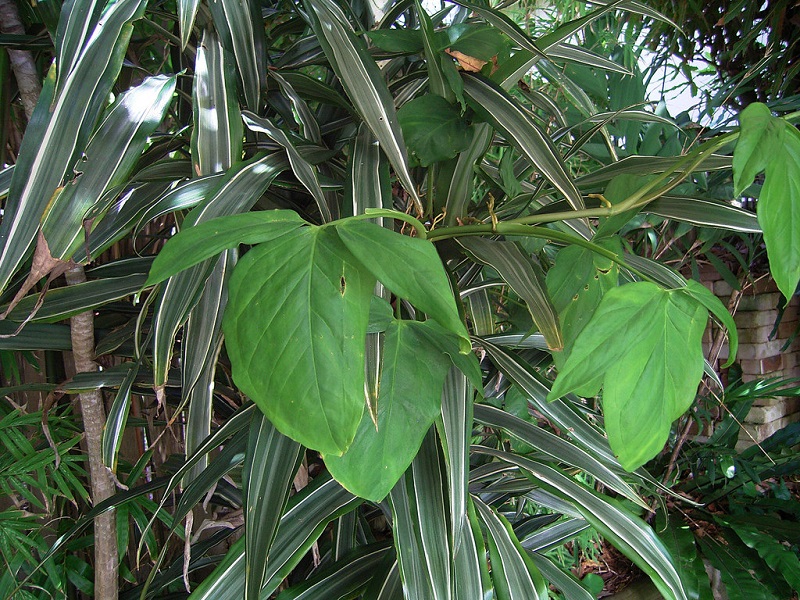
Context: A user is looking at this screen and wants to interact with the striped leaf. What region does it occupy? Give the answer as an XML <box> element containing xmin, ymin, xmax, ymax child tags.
<box><xmin>0</xmin><ymin>0</ymin><xmax>146</xmax><ymax>294</ymax></box>
<box><xmin>41</xmin><ymin>75</ymin><xmax>177</xmax><ymax>261</ymax></box>
<box><xmin>476</xmin><ymin>447</ymin><xmax>689</xmax><ymax>600</ymax></box>
<box><xmin>463</xmin><ymin>74</ymin><xmax>584</xmax><ymax>211</ymax></box>
<box><xmin>276</xmin><ymin>543</ymin><xmax>393</xmax><ymax>599</ymax></box>
<box><xmin>459</xmin><ymin>236</ymin><xmax>563</xmax><ymax>351</ymax></box>
<box><xmin>473</xmin><ymin>496</ymin><xmax>548</xmax><ymax>600</ymax></box>
<box><xmin>192</xmin><ymin>28</ymin><xmax>243</xmax><ymax>175</ymax></box>
<box><xmin>243</xmin><ymin>413</ymin><xmax>302</xmax><ymax>600</ymax></box>
<box><xmin>188</xmin><ymin>475</ymin><xmax>360</xmax><ymax>599</ymax></box>
<box><xmin>208</xmin><ymin>0</ymin><xmax>265</xmax><ymax>110</ymax></box>
<box><xmin>304</xmin><ymin>0</ymin><xmax>422</xmax><ymax>215</ymax></box>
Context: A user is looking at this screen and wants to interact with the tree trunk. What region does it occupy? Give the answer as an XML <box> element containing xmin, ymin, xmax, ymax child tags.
<box><xmin>0</xmin><ymin>0</ymin><xmax>42</xmax><ymax>122</ymax></box>
<box><xmin>66</xmin><ymin>266</ymin><xmax>119</xmax><ymax>599</ymax></box>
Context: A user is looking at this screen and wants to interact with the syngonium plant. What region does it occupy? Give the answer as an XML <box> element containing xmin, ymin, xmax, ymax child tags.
<box><xmin>1</xmin><ymin>0</ymin><xmax>799</xmax><ymax>597</ymax></box>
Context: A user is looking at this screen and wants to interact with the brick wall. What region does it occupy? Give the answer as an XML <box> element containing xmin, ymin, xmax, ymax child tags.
<box><xmin>699</xmin><ymin>268</ymin><xmax>800</xmax><ymax>448</ymax></box>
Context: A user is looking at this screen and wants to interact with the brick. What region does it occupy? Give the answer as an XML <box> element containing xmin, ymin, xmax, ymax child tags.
<box><xmin>713</xmin><ymin>279</ymin><xmax>737</xmax><ymax>297</ymax></box>
<box><xmin>737</xmin><ymin>324</ymin><xmax>780</xmax><ymax>344</ymax></box>
<box><xmin>736</xmin><ymin>339</ymin><xmax>789</xmax><ymax>360</ymax></box>
<box><xmin>738</xmin><ymin>412</ymin><xmax>800</xmax><ymax>445</ymax></box>
<box><xmin>749</xmin><ymin>277</ymin><xmax>780</xmax><ymax>294</ymax></box>
<box><xmin>745</xmin><ymin>398</ymin><xmax>800</xmax><ymax>424</ymax></box>
<box><xmin>740</xmin><ymin>355</ymin><xmax>783</xmax><ymax>375</ymax></box>
<box><xmin>733</xmin><ymin>309</ymin><xmax>779</xmax><ymax>328</ymax></box>
<box><xmin>778</xmin><ymin>319</ymin><xmax>799</xmax><ymax>339</ymax></box>
<box><xmin>783</xmin><ymin>303</ymin><xmax>799</xmax><ymax>321</ymax></box>
<box><xmin>698</xmin><ymin>265</ymin><xmax>723</xmax><ymax>282</ymax></box>
<box><xmin>737</xmin><ymin>292</ymin><xmax>783</xmax><ymax>312</ymax></box>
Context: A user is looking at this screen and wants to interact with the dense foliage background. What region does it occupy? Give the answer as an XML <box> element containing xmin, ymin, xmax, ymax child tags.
<box><xmin>1</xmin><ymin>0</ymin><xmax>800</xmax><ymax>598</ymax></box>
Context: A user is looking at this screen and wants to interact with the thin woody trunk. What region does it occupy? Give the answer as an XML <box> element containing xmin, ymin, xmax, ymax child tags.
<box><xmin>66</xmin><ymin>266</ymin><xmax>118</xmax><ymax>599</ymax></box>
<box><xmin>0</xmin><ymin>0</ymin><xmax>42</xmax><ymax>122</ymax></box>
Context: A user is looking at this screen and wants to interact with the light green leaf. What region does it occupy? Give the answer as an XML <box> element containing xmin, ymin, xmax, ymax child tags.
<box><xmin>460</xmin><ymin>236</ymin><xmax>562</xmax><ymax>351</ymax></box>
<box><xmin>365</xmin><ymin>29</ymin><xmax>423</xmax><ymax>53</ymax></box>
<box><xmin>445</xmin><ymin>24</ymin><xmax>508</xmax><ymax>61</ymax></box>
<box><xmin>758</xmin><ymin>125</ymin><xmax>800</xmax><ymax>301</ymax></box>
<box><xmin>178</xmin><ymin>0</ymin><xmax>200</xmax><ymax>48</ymax></box>
<box><xmin>546</xmin><ymin>242</ymin><xmax>618</xmax><ymax>366</ymax></box>
<box><xmin>325</xmin><ymin>320</ymin><xmax>451</xmax><ymax>501</ymax></box>
<box><xmin>733</xmin><ymin>103</ymin><xmax>783</xmax><ymax>196</ymax></box>
<box><xmin>398</xmin><ymin>96</ymin><xmax>472</xmax><ymax>167</ymax></box>
<box><xmin>144</xmin><ymin>211</ymin><xmax>308</xmax><ymax>288</ymax></box>
<box><xmin>682</xmin><ymin>279</ymin><xmax>738</xmax><ymax>367</ymax></box>
<box><xmin>549</xmin><ymin>282</ymin><xmax>708</xmax><ymax>470</ymax></box>
<box><xmin>223</xmin><ymin>226</ymin><xmax>375</xmax><ymax>455</ymax></box>
<box><xmin>335</xmin><ymin>219</ymin><xmax>470</xmax><ymax>351</ymax></box>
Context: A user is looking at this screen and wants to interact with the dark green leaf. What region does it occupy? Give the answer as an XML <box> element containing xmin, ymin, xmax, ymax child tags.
<box><xmin>223</xmin><ymin>226</ymin><xmax>375</xmax><ymax>455</ymax></box>
<box><xmin>325</xmin><ymin>320</ymin><xmax>451</xmax><ymax>501</ymax></box>
<box><xmin>398</xmin><ymin>95</ymin><xmax>471</xmax><ymax>167</ymax></box>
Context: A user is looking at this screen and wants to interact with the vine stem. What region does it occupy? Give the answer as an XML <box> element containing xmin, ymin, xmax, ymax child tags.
<box><xmin>66</xmin><ymin>265</ymin><xmax>119</xmax><ymax>599</ymax></box>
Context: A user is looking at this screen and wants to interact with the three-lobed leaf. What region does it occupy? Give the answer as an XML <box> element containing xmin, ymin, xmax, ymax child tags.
<box><xmin>548</xmin><ymin>281</ymin><xmax>708</xmax><ymax>470</ymax></box>
<box><xmin>734</xmin><ymin>103</ymin><xmax>800</xmax><ymax>301</ymax></box>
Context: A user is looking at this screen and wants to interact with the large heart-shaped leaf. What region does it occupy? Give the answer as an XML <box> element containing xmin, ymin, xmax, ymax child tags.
<box><xmin>548</xmin><ymin>281</ymin><xmax>708</xmax><ymax>470</ymax></box>
<box><xmin>734</xmin><ymin>104</ymin><xmax>800</xmax><ymax>301</ymax></box>
<box><xmin>398</xmin><ymin>96</ymin><xmax>472</xmax><ymax>166</ymax></box>
<box><xmin>335</xmin><ymin>220</ymin><xmax>470</xmax><ymax>351</ymax></box>
<box><xmin>324</xmin><ymin>319</ymin><xmax>451</xmax><ymax>501</ymax></box>
<box><xmin>223</xmin><ymin>226</ymin><xmax>375</xmax><ymax>455</ymax></box>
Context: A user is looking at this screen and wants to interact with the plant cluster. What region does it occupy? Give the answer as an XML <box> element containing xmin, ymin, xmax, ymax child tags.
<box><xmin>1</xmin><ymin>0</ymin><xmax>800</xmax><ymax>598</ymax></box>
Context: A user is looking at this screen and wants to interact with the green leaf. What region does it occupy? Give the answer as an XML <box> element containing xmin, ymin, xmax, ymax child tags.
<box><xmin>304</xmin><ymin>0</ymin><xmax>422</xmax><ymax>214</ymax></box>
<box><xmin>546</xmin><ymin>243</ymin><xmax>618</xmax><ymax>367</ymax></box>
<box><xmin>335</xmin><ymin>219</ymin><xmax>470</xmax><ymax>351</ymax></box>
<box><xmin>726</xmin><ymin>521</ymin><xmax>800</xmax><ymax>592</ymax></box>
<box><xmin>477</xmin><ymin>448</ymin><xmax>689</xmax><ymax>600</ymax></box>
<box><xmin>192</xmin><ymin>27</ymin><xmax>243</xmax><ymax>175</ymax></box>
<box><xmin>462</xmin><ymin>74</ymin><xmax>584</xmax><ymax>210</ymax></box>
<box><xmin>0</xmin><ymin>0</ymin><xmax>145</xmax><ymax>294</ymax></box>
<box><xmin>276</xmin><ymin>543</ymin><xmax>393</xmax><ymax>599</ymax></box>
<box><xmin>446</xmin><ymin>24</ymin><xmax>508</xmax><ymax>61</ymax></box>
<box><xmin>733</xmin><ymin>103</ymin><xmax>783</xmax><ymax>197</ymax></box>
<box><xmin>682</xmin><ymin>279</ymin><xmax>738</xmax><ymax>367</ymax></box>
<box><xmin>144</xmin><ymin>211</ymin><xmax>308</xmax><ymax>288</ymax></box>
<box><xmin>549</xmin><ymin>282</ymin><xmax>708</xmax><ymax>470</ymax></box>
<box><xmin>325</xmin><ymin>320</ymin><xmax>451</xmax><ymax>501</ymax></box>
<box><xmin>459</xmin><ymin>236</ymin><xmax>562</xmax><ymax>351</ymax></box>
<box><xmin>398</xmin><ymin>96</ymin><xmax>471</xmax><ymax>167</ymax></box>
<box><xmin>655</xmin><ymin>514</ymin><xmax>714</xmax><ymax>600</ymax></box>
<box><xmin>473</xmin><ymin>496</ymin><xmax>548</xmax><ymax>600</ymax></box>
<box><xmin>647</xmin><ymin>196</ymin><xmax>760</xmax><ymax>234</ymax></box>
<box><xmin>41</xmin><ymin>75</ymin><xmax>177</xmax><ymax>261</ymax></box>
<box><xmin>208</xmin><ymin>0</ymin><xmax>265</xmax><ymax>110</ymax></box>
<box><xmin>223</xmin><ymin>226</ymin><xmax>375</xmax><ymax>455</ymax></box>
<box><xmin>365</xmin><ymin>29</ymin><xmax>423</xmax><ymax>53</ymax></box>
<box><xmin>243</xmin><ymin>413</ymin><xmax>302</xmax><ymax>600</ymax></box>
<box><xmin>757</xmin><ymin>124</ymin><xmax>800</xmax><ymax>301</ymax></box>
